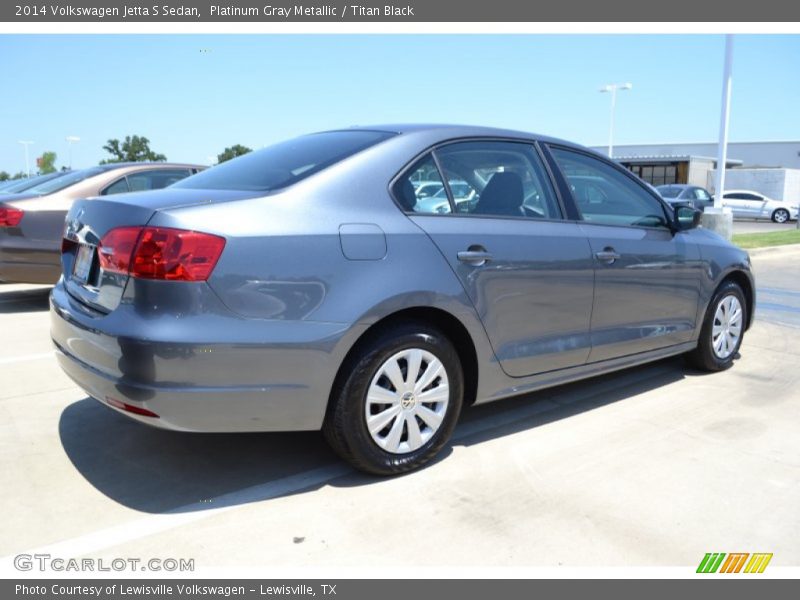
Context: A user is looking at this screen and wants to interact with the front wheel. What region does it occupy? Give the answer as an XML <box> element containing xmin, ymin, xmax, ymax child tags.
<box><xmin>686</xmin><ymin>281</ymin><xmax>747</xmax><ymax>372</ymax></box>
<box><xmin>772</xmin><ymin>208</ymin><xmax>790</xmax><ymax>223</ymax></box>
<box><xmin>323</xmin><ymin>322</ymin><xmax>464</xmax><ymax>475</ymax></box>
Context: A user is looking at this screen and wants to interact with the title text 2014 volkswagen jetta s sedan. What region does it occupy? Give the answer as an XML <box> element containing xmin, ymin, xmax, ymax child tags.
<box><xmin>51</xmin><ymin>125</ymin><xmax>754</xmax><ymax>475</ymax></box>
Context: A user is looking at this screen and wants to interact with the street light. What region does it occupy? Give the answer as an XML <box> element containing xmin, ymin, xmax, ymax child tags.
<box><xmin>18</xmin><ymin>141</ymin><xmax>34</xmax><ymax>177</ymax></box>
<box><xmin>599</xmin><ymin>82</ymin><xmax>632</xmax><ymax>158</ymax></box>
<box><xmin>65</xmin><ymin>136</ymin><xmax>80</xmax><ymax>169</ymax></box>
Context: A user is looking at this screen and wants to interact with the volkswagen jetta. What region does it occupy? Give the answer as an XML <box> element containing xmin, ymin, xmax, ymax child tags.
<box><xmin>51</xmin><ymin>125</ymin><xmax>754</xmax><ymax>475</ymax></box>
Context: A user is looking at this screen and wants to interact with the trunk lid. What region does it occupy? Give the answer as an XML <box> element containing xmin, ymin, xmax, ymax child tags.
<box><xmin>61</xmin><ymin>188</ymin><xmax>254</xmax><ymax>312</ymax></box>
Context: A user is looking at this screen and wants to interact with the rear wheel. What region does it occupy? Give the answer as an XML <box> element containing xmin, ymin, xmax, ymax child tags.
<box><xmin>686</xmin><ymin>280</ymin><xmax>746</xmax><ymax>371</ymax></box>
<box><xmin>772</xmin><ymin>208</ymin><xmax>790</xmax><ymax>223</ymax></box>
<box><xmin>323</xmin><ymin>322</ymin><xmax>463</xmax><ymax>475</ymax></box>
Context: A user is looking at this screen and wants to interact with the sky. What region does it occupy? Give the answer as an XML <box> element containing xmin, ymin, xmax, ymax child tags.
<box><xmin>1</xmin><ymin>34</ymin><xmax>798</xmax><ymax>172</ymax></box>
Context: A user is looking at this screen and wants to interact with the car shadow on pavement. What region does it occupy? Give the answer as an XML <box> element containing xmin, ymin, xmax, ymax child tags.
<box><xmin>59</xmin><ymin>356</ymin><xmax>690</xmax><ymax>514</ymax></box>
<box><xmin>0</xmin><ymin>286</ymin><xmax>51</xmax><ymax>313</ymax></box>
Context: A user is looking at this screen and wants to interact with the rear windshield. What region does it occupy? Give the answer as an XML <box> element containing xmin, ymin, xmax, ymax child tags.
<box><xmin>2</xmin><ymin>171</ymin><xmax>72</xmax><ymax>193</ymax></box>
<box><xmin>25</xmin><ymin>167</ymin><xmax>106</xmax><ymax>195</ymax></box>
<box><xmin>175</xmin><ymin>130</ymin><xmax>396</xmax><ymax>192</ymax></box>
<box><xmin>657</xmin><ymin>186</ymin><xmax>682</xmax><ymax>198</ymax></box>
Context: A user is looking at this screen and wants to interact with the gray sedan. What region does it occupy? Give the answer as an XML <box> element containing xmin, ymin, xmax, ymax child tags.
<box><xmin>51</xmin><ymin>125</ymin><xmax>754</xmax><ymax>475</ymax></box>
<box><xmin>656</xmin><ymin>184</ymin><xmax>715</xmax><ymax>211</ymax></box>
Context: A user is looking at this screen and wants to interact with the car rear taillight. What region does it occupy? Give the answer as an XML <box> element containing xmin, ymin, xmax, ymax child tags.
<box><xmin>99</xmin><ymin>226</ymin><xmax>225</xmax><ymax>282</ymax></box>
<box><xmin>97</xmin><ymin>227</ymin><xmax>141</xmax><ymax>275</ymax></box>
<box><xmin>0</xmin><ymin>206</ymin><xmax>24</xmax><ymax>227</ymax></box>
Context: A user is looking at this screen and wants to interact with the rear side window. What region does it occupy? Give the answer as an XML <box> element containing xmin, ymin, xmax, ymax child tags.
<box><xmin>550</xmin><ymin>147</ymin><xmax>669</xmax><ymax>229</ymax></box>
<box><xmin>175</xmin><ymin>130</ymin><xmax>395</xmax><ymax>192</ymax></box>
<box><xmin>657</xmin><ymin>186</ymin><xmax>681</xmax><ymax>198</ymax></box>
<box><xmin>433</xmin><ymin>141</ymin><xmax>561</xmax><ymax>219</ymax></box>
<box><xmin>102</xmin><ymin>178</ymin><xmax>129</xmax><ymax>195</ymax></box>
<box><xmin>392</xmin><ymin>155</ymin><xmax>451</xmax><ymax>214</ymax></box>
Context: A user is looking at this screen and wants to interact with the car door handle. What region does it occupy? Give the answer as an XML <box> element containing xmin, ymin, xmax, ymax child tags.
<box><xmin>595</xmin><ymin>248</ymin><xmax>621</xmax><ymax>264</ymax></box>
<box><xmin>457</xmin><ymin>248</ymin><xmax>493</xmax><ymax>266</ymax></box>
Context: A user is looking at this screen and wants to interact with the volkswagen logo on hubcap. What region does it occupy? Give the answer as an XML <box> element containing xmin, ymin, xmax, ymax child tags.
<box><xmin>400</xmin><ymin>391</ymin><xmax>416</xmax><ymax>410</ymax></box>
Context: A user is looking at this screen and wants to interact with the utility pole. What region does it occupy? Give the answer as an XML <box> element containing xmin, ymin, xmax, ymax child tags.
<box><xmin>599</xmin><ymin>82</ymin><xmax>632</xmax><ymax>158</ymax></box>
<box><xmin>18</xmin><ymin>141</ymin><xmax>34</xmax><ymax>177</ymax></box>
<box><xmin>714</xmin><ymin>35</ymin><xmax>734</xmax><ymax>207</ymax></box>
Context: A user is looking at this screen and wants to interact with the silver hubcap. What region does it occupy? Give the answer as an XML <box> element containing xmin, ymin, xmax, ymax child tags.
<box><xmin>774</xmin><ymin>210</ymin><xmax>788</xmax><ymax>223</ymax></box>
<box><xmin>365</xmin><ymin>348</ymin><xmax>449</xmax><ymax>455</ymax></box>
<box><xmin>712</xmin><ymin>295</ymin><xmax>743</xmax><ymax>359</ymax></box>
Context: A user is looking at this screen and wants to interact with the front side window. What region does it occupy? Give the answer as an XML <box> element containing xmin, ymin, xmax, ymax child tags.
<box><xmin>432</xmin><ymin>141</ymin><xmax>561</xmax><ymax>219</ymax></box>
<box><xmin>550</xmin><ymin>147</ymin><xmax>669</xmax><ymax>229</ymax></box>
<box><xmin>693</xmin><ymin>188</ymin><xmax>711</xmax><ymax>201</ymax></box>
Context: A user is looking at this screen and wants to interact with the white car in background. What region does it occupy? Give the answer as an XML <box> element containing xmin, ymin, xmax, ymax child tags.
<box><xmin>721</xmin><ymin>190</ymin><xmax>798</xmax><ymax>223</ymax></box>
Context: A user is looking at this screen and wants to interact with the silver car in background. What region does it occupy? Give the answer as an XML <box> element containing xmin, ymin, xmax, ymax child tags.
<box><xmin>51</xmin><ymin>125</ymin><xmax>754</xmax><ymax>475</ymax></box>
<box><xmin>0</xmin><ymin>162</ymin><xmax>203</xmax><ymax>284</ymax></box>
<box><xmin>721</xmin><ymin>189</ymin><xmax>798</xmax><ymax>223</ymax></box>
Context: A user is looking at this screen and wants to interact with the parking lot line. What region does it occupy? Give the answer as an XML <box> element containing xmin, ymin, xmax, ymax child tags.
<box><xmin>1</xmin><ymin>361</ymin><xmax>675</xmax><ymax>563</ymax></box>
<box><xmin>0</xmin><ymin>464</ymin><xmax>352</xmax><ymax>564</ymax></box>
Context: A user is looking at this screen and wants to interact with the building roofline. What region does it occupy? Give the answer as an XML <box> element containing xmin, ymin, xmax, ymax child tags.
<box><xmin>591</xmin><ymin>140</ymin><xmax>800</xmax><ymax>147</ymax></box>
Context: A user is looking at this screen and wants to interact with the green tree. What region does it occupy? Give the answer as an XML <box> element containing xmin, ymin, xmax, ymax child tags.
<box><xmin>0</xmin><ymin>171</ymin><xmax>9</xmax><ymax>182</ymax></box>
<box><xmin>101</xmin><ymin>135</ymin><xmax>166</xmax><ymax>163</ymax></box>
<box><xmin>11</xmin><ymin>171</ymin><xmax>26</xmax><ymax>180</ymax></box>
<box><xmin>38</xmin><ymin>151</ymin><xmax>57</xmax><ymax>174</ymax></box>
<box><xmin>217</xmin><ymin>144</ymin><xmax>252</xmax><ymax>164</ymax></box>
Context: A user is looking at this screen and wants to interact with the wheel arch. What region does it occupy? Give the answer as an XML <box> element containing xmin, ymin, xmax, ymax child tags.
<box><xmin>326</xmin><ymin>306</ymin><xmax>480</xmax><ymax>422</ymax></box>
<box><xmin>720</xmin><ymin>269</ymin><xmax>755</xmax><ymax>330</ymax></box>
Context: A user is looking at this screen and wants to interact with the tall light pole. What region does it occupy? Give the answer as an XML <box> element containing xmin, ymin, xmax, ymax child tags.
<box><xmin>599</xmin><ymin>82</ymin><xmax>632</xmax><ymax>158</ymax></box>
<box><xmin>714</xmin><ymin>36</ymin><xmax>734</xmax><ymax>209</ymax></box>
<box><xmin>65</xmin><ymin>136</ymin><xmax>80</xmax><ymax>169</ymax></box>
<box><xmin>18</xmin><ymin>141</ymin><xmax>34</xmax><ymax>177</ymax></box>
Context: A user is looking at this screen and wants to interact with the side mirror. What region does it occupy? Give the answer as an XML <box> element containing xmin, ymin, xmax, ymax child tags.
<box><xmin>673</xmin><ymin>203</ymin><xmax>702</xmax><ymax>231</ymax></box>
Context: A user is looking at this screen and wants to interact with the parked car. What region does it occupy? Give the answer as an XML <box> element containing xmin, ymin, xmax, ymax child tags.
<box><xmin>414</xmin><ymin>180</ymin><xmax>479</xmax><ymax>213</ymax></box>
<box><xmin>720</xmin><ymin>190</ymin><xmax>798</xmax><ymax>223</ymax></box>
<box><xmin>0</xmin><ymin>163</ymin><xmax>204</xmax><ymax>284</ymax></box>
<box><xmin>414</xmin><ymin>181</ymin><xmax>444</xmax><ymax>199</ymax></box>
<box><xmin>50</xmin><ymin>125</ymin><xmax>754</xmax><ymax>475</ymax></box>
<box><xmin>656</xmin><ymin>184</ymin><xmax>714</xmax><ymax>211</ymax></box>
<box><xmin>0</xmin><ymin>171</ymin><xmax>73</xmax><ymax>195</ymax></box>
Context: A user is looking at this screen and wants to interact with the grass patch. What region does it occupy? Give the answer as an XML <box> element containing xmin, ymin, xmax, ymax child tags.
<box><xmin>732</xmin><ymin>229</ymin><xmax>800</xmax><ymax>249</ymax></box>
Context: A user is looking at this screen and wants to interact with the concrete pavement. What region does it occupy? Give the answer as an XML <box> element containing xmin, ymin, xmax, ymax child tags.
<box><xmin>1</xmin><ymin>249</ymin><xmax>799</xmax><ymax>570</ymax></box>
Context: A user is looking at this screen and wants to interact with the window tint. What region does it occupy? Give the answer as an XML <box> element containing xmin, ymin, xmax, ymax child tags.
<box><xmin>550</xmin><ymin>148</ymin><xmax>669</xmax><ymax>228</ymax></box>
<box><xmin>433</xmin><ymin>141</ymin><xmax>560</xmax><ymax>219</ymax></box>
<box><xmin>392</xmin><ymin>155</ymin><xmax>451</xmax><ymax>214</ymax></box>
<box><xmin>693</xmin><ymin>188</ymin><xmax>711</xmax><ymax>200</ymax></box>
<box><xmin>175</xmin><ymin>130</ymin><xmax>395</xmax><ymax>192</ymax></box>
<box><xmin>102</xmin><ymin>178</ymin><xmax>129</xmax><ymax>195</ymax></box>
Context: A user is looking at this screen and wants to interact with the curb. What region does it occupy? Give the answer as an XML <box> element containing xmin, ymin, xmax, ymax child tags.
<box><xmin>747</xmin><ymin>243</ymin><xmax>800</xmax><ymax>258</ymax></box>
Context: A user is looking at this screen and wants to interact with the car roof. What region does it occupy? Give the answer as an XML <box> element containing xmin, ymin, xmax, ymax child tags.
<box><xmin>723</xmin><ymin>189</ymin><xmax>764</xmax><ymax>194</ymax></box>
<box><xmin>331</xmin><ymin>123</ymin><xmax>587</xmax><ymax>149</ymax></box>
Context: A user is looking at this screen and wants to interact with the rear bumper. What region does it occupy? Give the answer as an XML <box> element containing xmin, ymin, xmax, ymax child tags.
<box><xmin>50</xmin><ymin>280</ymin><xmax>357</xmax><ymax>432</ymax></box>
<box><xmin>0</xmin><ymin>239</ymin><xmax>60</xmax><ymax>284</ymax></box>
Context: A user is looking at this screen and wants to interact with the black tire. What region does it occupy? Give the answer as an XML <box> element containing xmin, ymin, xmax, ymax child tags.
<box><xmin>685</xmin><ymin>280</ymin><xmax>747</xmax><ymax>372</ymax></box>
<box><xmin>323</xmin><ymin>321</ymin><xmax>464</xmax><ymax>476</ymax></box>
<box><xmin>772</xmin><ymin>208</ymin><xmax>790</xmax><ymax>223</ymax></box>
